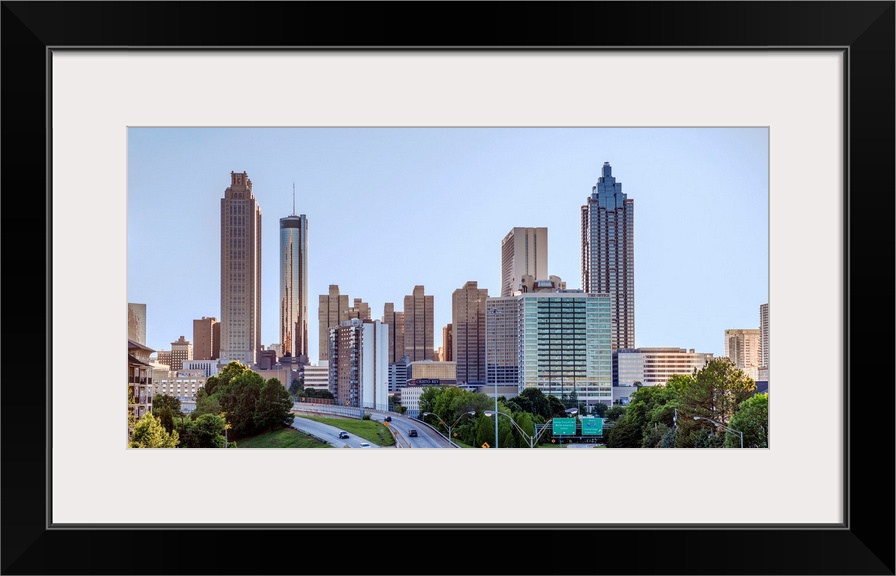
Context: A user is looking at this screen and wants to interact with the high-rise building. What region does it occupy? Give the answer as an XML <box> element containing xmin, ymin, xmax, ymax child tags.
<box><xmin>127</xmin><ymin>303</ymin><xmax>147</xmax><ymax>345</ymax></box>
<box><xmin>346</xmin><ymin>298</ymin><xmax>371</xmax><ymax>321</ymax></box>
<box><xmin>193</xmin><ymin>316</ymin><xmax>219</xmax><ymax>360</ymax></box>
<box><xmin>452</xmin><ymin>281</ymin><xmax>488</xmax><ymax>384</ymax></box>
<box><xmin>328</xmin><ymin>319</ymin><xmax>389</xmax><ymax>410</ymax></box>
<box><xmin>614</xmin><ymin>347</ymin><xmax>713</xmax><ymax>394</ymax></box>
<box><xmin>382</xmin><ymin>303</ymin><xmax>406</xmax><ymax>365</ymax></box>
<box><xmin>170</xmin><ymin>336</ymin><xmax>193</xmax><ymax>371</ymax></box>
<box><xmin>725</xmin><ymin>328</ymin><xmax>761</xmax><ymax>381</ymax></box>
<box><xmin>441</xmin><ymin>324</ymin><xmax>453</xmax><ymax>361</ymax></box>
<box><xmin>501</xmin><ymin>227</ymin><xmax>548</xmax><ymax>297</ymax></box>
<box><xmin>759</xmin><ymin>303</ymin><xmax>769</xmax><ymax>372</ymax></box>
<box><xmin>280</xmin><ymin>208</ymin><xmax>309</xmax><ymax>363</ymax></box>
<box><xmin>486</xmin><ymin>280</ymin><xmax>613</xmax><ymax>410</ymax></box>
<box><xmin>220</xmin><ymin>171</ymin><xmax>262</xmax><ymax>366</ymax></box>
<box><xmin>318</xmin><ymin>285</ymin><xmax>349</xmax><ymax>362</ymax></box>
<box><xmin>403</xmin><ymin>285</ymin><xmax>434</xmax><ymax>361</ymax></box>
<box><xmin>581</xmin><ymin>161</ymin><xmax>635</xmax><ymax>350</ymax></box>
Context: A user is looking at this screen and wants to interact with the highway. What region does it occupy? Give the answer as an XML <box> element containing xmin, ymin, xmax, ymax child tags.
<box><xmin>289</xmin><ymin>416</ymin><xmax>380</xmax><ymax>448</ymax></box>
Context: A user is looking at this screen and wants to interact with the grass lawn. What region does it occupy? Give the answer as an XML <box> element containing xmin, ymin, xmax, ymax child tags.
<box><xmin>295</xmin><ymin>414</ymin><xmax>396</xmax><ymax>447</ymax></box>
<box><xmin>234</xmin><ymin>426</ymin><xmax>332</xmax><ymax>448</ymax></box>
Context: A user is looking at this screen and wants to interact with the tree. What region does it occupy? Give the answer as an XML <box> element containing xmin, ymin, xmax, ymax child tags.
<box><xmin>605</xmin><ymin>405</ymin><xmax>626</xmax><ymax>422</ymax></box>
<box><xmin>675</xmin><ymin>358</ymin><xmax>756</xmax><ymax>448</ymax></box>
<box><xmin>592</xmin><ymin>402</ymin><xmax>608</xmax><ymax>418</ymax></box>
<box><xmin>254</xmin><ymin>378</ymin><xmax>295</xmax><ymax>431</ymax></box>
<box><xmin>517</xmin><ymin>387</ymin><xmax>552</xmax><ymax>419</ymax></box>
<box><xmin>129</xmin><ymin>413</ymin><xmax>179</xmax><ymax>448</ymax></box>
<box><xmin>155</xmin><ymin>405</ymin><xmax>177</xmax><ymax>434</ymax></box>
<box><xmin>193</xmin><ymin>413</ymin><xmax>227</xmax><ymax>448</ymax></box>
<box><xmin>153</xmin><ymin>393</ymin><xmax>182</xmax><ymax>415</ymax></box>
<box><xmin>288</xmin><ymin>378</ymin><xmax>304</xmax><ymax>397</ymax></box>
<box><xmin>605</xmin><ymin>418</ymin><xmax>642</xmax><ymax>448</ymax></box>
<box><xmin>217</xmin><ymin>369</ymin><xmax>264</xmax><ymax>437</ymax></box>
<box><xmin>727</xmin><ymin>392</ymin><xmax>768</xmax><ymax>448</ymax></box>
<box><xmin>547</xmin><ymin>395</ymin><xmax>566</xmax><ymax>417</ymax></box>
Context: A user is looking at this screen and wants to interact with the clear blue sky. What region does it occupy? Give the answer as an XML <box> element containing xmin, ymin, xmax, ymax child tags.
<box><xmin>127</xmin><ymin>127</ymin><xmax>768</xmax><ymax>361</ymax></box>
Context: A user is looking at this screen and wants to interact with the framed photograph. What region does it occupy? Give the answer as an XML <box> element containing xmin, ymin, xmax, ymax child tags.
<box><xmin>4</xmin><ymin>2</ymin><xmax>892</xmax><ymax>574</ymax></box>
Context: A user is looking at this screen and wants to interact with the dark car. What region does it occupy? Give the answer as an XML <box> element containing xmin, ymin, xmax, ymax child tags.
<box><xmin>384</xmin><ymin>416</ymin><xmax>392</xmax><ymax>422</ymax></box>
<box><xmin>408</xmin><ymin>429</ymin><xmax>418</xmax><ymax>437</ymax></box>
<box><xmin>338</xmin><ymin>431</ymin><xmax>349</xmax><ymax>439</ymax></box>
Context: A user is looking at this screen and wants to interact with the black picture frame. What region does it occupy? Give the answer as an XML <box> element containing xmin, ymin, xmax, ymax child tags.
<box><xmin>2</xmin><ymin>2</ymin><xmax>893</xmax><ymax>575</ymax></box>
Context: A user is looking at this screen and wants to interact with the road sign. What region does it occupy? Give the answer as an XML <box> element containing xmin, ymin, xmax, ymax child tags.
<box><xmin>582</xmin><ymin>418</ymin><xmax>604</xmax><ymax>435</ymax></box>
<box><xmin>383</xmin><ymin>421</ymin><xmax>389</xmax><ymax>427</ymax></box>
<box><xmin>552</xmin><ymin>418</ymin><xmax>576</xmax><ymax>435</ymax></box>
<box><xmin>481</xmin><ymin>442</ymin><xmax>490</xmax><ymax>448</ymax></box>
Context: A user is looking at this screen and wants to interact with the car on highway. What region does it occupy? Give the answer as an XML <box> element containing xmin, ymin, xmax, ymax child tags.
<box><xmin>384</xmin><ymin>416</ymin><xmax>392</xmax><ymax>422</ymax></box>
<box><xmin>408</xmin><ymin>429</ymin><xmax>418</xmax><ymax>437</ymax></box>
<box><xmin>359</xmin><ymin>442</ymin><xmax>371</xmax><ymax>448</ymax></box>
<box><xmin>338</xmin><ymin>431</ymin><xmax>349</xmax><ymax>439</ymax></box>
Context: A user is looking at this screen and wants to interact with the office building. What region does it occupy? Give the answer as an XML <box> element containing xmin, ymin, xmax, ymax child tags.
<box><xmin>318</xmin><ymin>285</ymin><xmax>349</xmax><ymax>362</ymax></box>
<box><xmin>328</xmin><ymin>319</ymin><xmax>389</xmax><ymax>410</ymax></box>
<box><xmin>581</xmin><ymin>161</ymin><xmax>635</xmax><ymax>350</ymax></box>
<box><xmin>403</xmin><ymin>285</ymin><xmax>434</xmax><ymax>361</ymax></box>
<box><xmin>127</xmin><ymin>303</ymin><xmax>147</xmax><ymax>345</ymax></box>
<box><xmin>725</xmin><ymin>328</ymin><xmax>761</xmax><ymax>381</ymax></box>
<box><xmin>441</xmin><ymin>324</ymin><xmax>453</xmax><ymax>361</ymax></box>
<box><xmin>501</xmin><ymin>227</ymin><xmax>548</xmax><ymax>297</ymax></box>
<box><xmin>452</xmin><ymin>280</ymin><xmax>488</xmax><ymax>384</ymax></box>
<box><xmin>759</xmin><ymin>303</ymin><xmax>769</xmax><ymax>373</ymax></box>
<box><xmin>613</xmin><ymin>347</ymin><xmax>713</xmax><ymax>405</ymax></box>
<box><xmin>169</xmin><ymin>336</ymin><xmax>193</xmax><ymax>371</ymax></box>
<box><xmin>280</xmin><ymin>208</ymin><xmax>309</xmax><ymax>363</ymax></box>
<box><xmin>193</xmin><ymin>316</ymin><xmax>219</xmax><ymax>360</ymax></box>
<box><xmin>383</xmin><ymin>303</ymin><xmax>406</xmax><ymax>364</ymax></box>
<box><xmin>407</xmin><ymin>360</ymin><xmax>457</xmax><ymax>386</ymax></box>
<box><xmin>219</xmin><ymin>171</ymin><xmax>263</xmax><ymax>366</ymax></box>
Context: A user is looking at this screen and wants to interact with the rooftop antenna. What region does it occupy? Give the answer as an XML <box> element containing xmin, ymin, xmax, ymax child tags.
<box><xmin>292</xmin><ymin>182</ymin><xmax>296</xmax><ymax>216</ymax></box>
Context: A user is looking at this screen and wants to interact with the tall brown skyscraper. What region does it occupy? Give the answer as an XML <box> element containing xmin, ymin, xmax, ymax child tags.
<box><xmin>193</xmin><ymin>316</ymin><xmax>219</xmax><ymax>360</ymax></box>
<box><xmin>501</xmin><ymin>227</ymin><xmax>548</xmax><ymax>297</ymax></box>
<box><xmin>318</xmin><ymin>285</ymin><xmax>348</xmax><ymax>362</ymax></box>
<box><xmin>280</xmin><ymin>207</ymin><xmax>309</xmax><ymax>362</ymax></box>
<box><xmin>220</xmin><ymin>171</ymin><xmax>262</xmax><ymax>365</ymax></box>
<box><xmin>382</xmin><ymin>303</ymin><xmax>405</xmax><ymax>364</ymax></box>
<box><xmin>452</xmin><ymin>281</ymin><xmax>488</xmax><ymax>384</ymax></box>
<box><xmin>581</xmin><ymin>162</ymin><xmax>635</xmax><ymax>350</ymax></box>
<box><xmin>441</xmin><ymin>324</ymin><xmax>453</xmax><ymax>361</ymax></box>
<box><xmin>403</xmin><ymin>285</ymin><xmax>434</xmax><ymax>361</ymax></box>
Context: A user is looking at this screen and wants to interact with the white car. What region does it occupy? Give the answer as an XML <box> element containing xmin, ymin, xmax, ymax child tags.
<box><xmin>359</xmin><ymin>442</ymin><xmax>371</xmax><ymax>448</ymax></box>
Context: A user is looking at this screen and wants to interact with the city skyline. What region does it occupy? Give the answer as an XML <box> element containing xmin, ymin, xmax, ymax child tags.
<box><xmin>127</xmin><ymin>127</ymin><xmax>768</xmax><ymax>362</ymax></box>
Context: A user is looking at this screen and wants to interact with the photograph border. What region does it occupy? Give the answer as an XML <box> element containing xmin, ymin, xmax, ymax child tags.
<box><xmin>3</xmin><ymin>2</ymin><xmax>893</xmax><ymax>574</ymax></box>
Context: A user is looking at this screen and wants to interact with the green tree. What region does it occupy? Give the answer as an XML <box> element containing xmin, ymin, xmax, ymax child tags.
<box><xmin>218</xmin><ymin>369</ymin><xmax>264</xmax><ymax>437</ymax></box>
<box><xmin>153</xmin><ymin>393</ymin><xmax>182</xmax><ymax>415</ymax></box>
<box><xmin>547</xmin><ymin>395</ymin><xmax>566</xmax><ymax>417</ymax></box>
<box><xmin>193</xmin><ymin>413</ymin><xmax>227</xmax><ymax>448</ymax></box>
<box><xmin>727</xmin><ymin>392</ymin><xmax>768</xmax><ymax>448</ymax></box>
<box><xmin>255</xmin><ymin>379</ymin><xmax>295</xmax><ymax>432</ymax></box>
<box><xmin>129</xmin><ymin>413</ymin><xmax>179</xmax><ymax>448</ymax></box>
<box><xmin>288</xmin><ymin>378</ymin><xmax>304</xmax><ymax>397</ymax></box>
<box><xmin>605</xmin><ymin>405</ymin><xmax>626</xmax><ymax>422</ymax></box>
<box><xmin>605</xmin><ymin>417</ymin><xmax>641</xmax><ymax>448</ymax></box>
<box><xmin>675</xmin><ymin>358</ymin><xmax>756</xmax><ymax>448</ymax></box>
<box><xmin>592</xmin><ymin>402</ymin><xmax>608</xmax><ymax>418</ymax></box>
<box><xmin>475</xmin><ymin>414</ymin><xmax>496</xmax><ymax>447</ymax></box>
<box><xmin>192</xmin><ymin>387</ymin><xmax>223</xmax><ymax>419</ymax></box>
<box><xmin>517</xmin><ymin>387</ymin><xmax>552</xmax><ymax>419</ymax></box>
<box><xmin>155</xmin><ymin>405</ymin><xmax>177</xmax><ymax>434</ymax></box>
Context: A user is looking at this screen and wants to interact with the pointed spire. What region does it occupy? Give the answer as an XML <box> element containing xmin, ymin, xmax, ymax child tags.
<box><xmin>292</xmin><ymin>182</ymin><xmax>296</xmax><ymax>216</ymax></box>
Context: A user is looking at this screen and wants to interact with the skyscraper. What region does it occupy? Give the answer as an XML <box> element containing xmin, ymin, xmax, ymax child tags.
<box><xmin>403</xmin><ymin>285</ymin><xmax>434</xmax><ymax>361</ymax></box>
<box><xmin>328</xmin><ymin>318</ymin><xmax>389</xmax><ymax>410</ymax></box>
<box><xmin>280</xmin><ymin>200</ymin><xmax>309</xmax><ymax>363</ymax></box>
<box><xmin>220</xmin><ymin>171</ymin><xmax>262</xmax><ymax>366</ymax></box>
<box><xmin>193</xmin><ymin>316</ymin><xmax>218</xmax><ymax>360</ymax></box>
<box><xmin>501</xmin><ymin>227</ymin><xmax>548</xmax><ymax>297</ymax></box>
<box><xmin>127</xmin><ymin>303</ymin><xmax>147</xmax><ymax>345</ymax></box>
<box><xmin>452</xmin><ymin>280</ymin><xmax>487</xmax><ymax>384</ymax></box>
<box><xmin>318</xmin><ymin>285</ymin><xmax>348</xmax><ymax>362</ymax></box>
<box><xmin>759</xmin><ymin>303</ymin><xmax>769</xmax><ymax>372</ymax></box>
<box><xmin>581</xmin><ymin>161</ymin><xmax>635</xmax><ymax>350</ymax></box>
<box><xmin>725</xmin><ymin>328</ymin><xmax>761</xmax><ymax>381</ymax></box>
<box><xmin>382</xmin><ymin>302</ymin><xmax>405</xmax><ymax>365</ymax></box>
<box><xmin>170</xmin><ymin>336</ymin><xmax>193</xmax><ymax>372</ymax></box>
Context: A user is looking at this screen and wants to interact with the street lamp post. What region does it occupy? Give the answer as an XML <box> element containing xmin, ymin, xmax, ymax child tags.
<box><xmin>485</xmin><ymin>410</ymin><xmax>534</xmax><ymax>448</ymax></box>
<box><xmin>422</xmin><ymin>411</ymin><xmax>475</xmax><ymax>446</ymax></box>
<box><xmin>693</xmin><ymin>416</ymin><xmax>744</xmax><ymax>448</ymax></box>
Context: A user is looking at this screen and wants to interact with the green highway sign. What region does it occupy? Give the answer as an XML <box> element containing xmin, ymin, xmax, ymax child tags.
<box><xmin>552</xmin><ymin>418</ymin><xmax>576</xmax><ymax>435</ymax></box>
<box><xmin>582</xmin><ymin>418</ymin><xmax>604</xmax><ymax>435</ymax></box>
